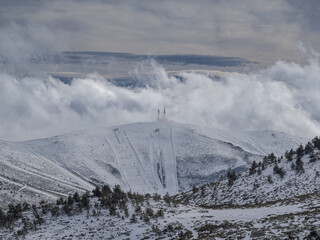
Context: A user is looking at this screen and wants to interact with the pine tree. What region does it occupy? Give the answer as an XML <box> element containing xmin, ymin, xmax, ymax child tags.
<box><xmin>257</xmin><ymin>168</ymin><xmax>262</xmax><ymax>175</ymax></box>
<box><xmin>101</xmin><ymin>185</ymin><xmax>112</xmax><ymax>198</ymax></box>
<box><xmin>227</xmin><ymin>170</ymin><xmax>237</xmax><ymax>186</ymax></box>
<box><xmin>262</xmin><ymin>162</ymin><xmax>266</xmax><ymax>170</ymax></box>
<box><xmin>124</xmin><ymin>206</ymin><xmax>129</xmax><ymax>218</ymax></box>
<box><xmin>285</xmin><ymin>150</ymin><xmax>293</xmax><ymax>161</ymax></box>
<box><xmin>56</xmin><ymin>197</ymin><xmax>64</xmax><ymax>205</ymax></box>
<box><xmin>67</xmin><ymin>195</ymin><xmax>74</xmax><ymax>205</ymax></box>
<box><xmin>51</xmin><ymin>206</ymin><xmax>60</xmax><ymax>217</ymax></box>
<box><xmin>295</xmin><ymin>156</ymin><xmax>304</xmax><ymax>173</ymax></box>
<box><xmin>81</xmin><ymin>193</ymin><xmax>90</xmax><ymax>210</ymax></box>
<box><xmin>296</xmin><ymin>144</ymin><xmax>304</xmax><ymax>157</ymax></box>
<box><xmin>263</xmin><ymin>156</ymin><xmax>268</xmax><ymax>166</ymax></box>
<box><xmin>135</xmin><ymin>205</ymin><xmax>142</xmax><ymax>214</ymax></box>
<box><xmin>73</xmin><ymin>192</ymin><xmax>81</xmax><ymax>202</ymax></box>
<box><xmin>156</xmin><ymin>208</ymin><xmax>164</xmax><ymax>218</ymax></box>
<box><xmin>163</xmin><ymin>193</ymin><xmax>172</xmax><ymax>205</ymax></box>
<box><xmin>305</xmin><ymin>141</ymin><xmax>314</xmax><ymax>155</ymax></box>
<box><xmin>22</xmin><ymin>201</ymin><xmax>30</xmax><ymax>211</ymax></box>
<box><xmin>249</xmin><ymin>161</ymin><xmax>257</xmax><ymax>175</ymax></box>
<box><xmin>192</xmin><ymin>185</ymin><xmax>198</xmax><ymax>194</ymax></box>
<box><xmin>267</xmin><ymin>175</ymin><xmax>273</xmax><ymax>184</ymax></box>
<box><xmin>109</xmin><ymin>205</ymin><xmax>116</xmax><ymax>215</ymax></box>
<box><xmin>0</xmin><ymin>207</ymin><xmax>5</xmax><ymax>227</ymax></box>
<box><xmin>92</xmin><ymin>186</ymin><xmax>102</xmax><ymax>197</ymax></box>
<box><xmin>269</xmin><ymin>153</ymin><xmax>276</xmax><ymax>163</ymax></box>
<box><xmin>153</xmin><ymin>193</ymin><xmax>161</xmax><ymax>201</ymax></box>
<box><xmin>273</xmin><ymin>165</ymin><xmax>285</xmax><ymax>179</ymax></box>
<box><xmin>145</xmin><ymin>207</ymin><xmax>154</xmax><ymax>218</ymax></box>
<box><xmin>312</xmin><ymin>136</ymin><xmax>320</xmax><ymax>150</ymax></box>
<box><xmin>63</xmin><ymin>204</ymin><xmax>72</xmax><ymax>216</ymax></box>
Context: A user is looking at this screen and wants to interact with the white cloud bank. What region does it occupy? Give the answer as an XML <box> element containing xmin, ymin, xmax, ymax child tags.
<box><xmin>0</xmin><ymin>23</ymin><xmax>319</xmax><ymax>141</ymax></box>
<box><xmin>1</xmin><ymin>58</ymin><xmax>320</xmax><ymax>141</ymax></box>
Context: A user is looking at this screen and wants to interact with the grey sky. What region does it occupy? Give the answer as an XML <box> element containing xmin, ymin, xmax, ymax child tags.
<box><xmin>1</xmin><ymin>0</ymin><xmax>320</xmax><ymax>64</ymax></box>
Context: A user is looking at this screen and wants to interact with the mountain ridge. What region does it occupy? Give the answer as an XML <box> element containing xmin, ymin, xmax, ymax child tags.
<box><xmin>0</xmin><ymin>121</ymin><xmax>306</xmax><ymax>208</ymax></box>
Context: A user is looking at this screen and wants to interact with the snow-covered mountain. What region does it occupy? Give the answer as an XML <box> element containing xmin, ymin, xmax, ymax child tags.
<box><xmin>0</xmin><ymin>121</ymin><xmax>306</xmax><ymax>206</ymax></box>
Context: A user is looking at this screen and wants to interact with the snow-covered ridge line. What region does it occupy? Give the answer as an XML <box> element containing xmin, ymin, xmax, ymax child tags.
<box><xmin>0</xmin><ymin>121</ymin><xmax>306</xmax><ymax>207</ymax></box>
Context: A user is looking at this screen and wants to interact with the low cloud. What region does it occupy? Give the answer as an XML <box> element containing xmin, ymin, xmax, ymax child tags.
<box><xmin>0</xmin><ymin>23</ymin><xmax>64</xmax><ymax>63</ymax></box>
<box><xmin>0</xmin><ymin>21</ymin><xmax>319</xmax><ymax>141</ymax></box>
<box><xmin>1</xmin><ymin>58</ymin><xmax>320</xmax><ymax>141</ymax></box>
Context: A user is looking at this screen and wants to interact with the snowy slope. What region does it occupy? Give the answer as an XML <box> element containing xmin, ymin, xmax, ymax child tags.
<box><xmin>176</xmin><ymin>140</ymin><xmax>320</xmax><ymax>207</ymax></box>
<box><xmin>1</xmin><ymin>187</ymin><xmax>319</xmax><ymax>240</ymax></box>
<box><xmin>0</xmin><ymin>121</ymin><xmax>306</xmax><ymax>206</ymax></box>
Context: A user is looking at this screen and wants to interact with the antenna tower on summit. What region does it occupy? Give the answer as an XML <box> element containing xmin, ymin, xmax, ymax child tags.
<box><xmin>157</xmin><ymin>107</ymin><xmax>167</xmax><ymax>121</ymax></box>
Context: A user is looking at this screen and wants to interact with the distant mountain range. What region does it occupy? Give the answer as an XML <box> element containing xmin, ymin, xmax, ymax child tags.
<box><xmin>1</xmin><ymin>51</ymin><xmax>258</xmax><ymax>79</ymax></box>
<box><xmin>23</xmin><ymin>51</ymin><xmax>255</xmax><ymax>67</ymax></box>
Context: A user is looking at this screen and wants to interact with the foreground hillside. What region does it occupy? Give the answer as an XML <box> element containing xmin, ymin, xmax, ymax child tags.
<box><xmin>176</xmin><ymin>137</ymin><xmax>320</xmax><ymax>207</ymax></box>
<box><xmin>0</xmin><ymin>183</ymin><xmax>320</xmax><ymax>239</ymax></box>
<box><xmin>0</xmin><ymin>121</ymin><xmax>305</xmax><ymax>207</ymax></box>
<box><xmin>1</xmin><ymin>135</ymin><xmax>320</xmax><ymax>239</ymax></box>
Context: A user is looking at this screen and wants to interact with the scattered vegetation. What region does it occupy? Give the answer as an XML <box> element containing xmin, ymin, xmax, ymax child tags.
<box><xmin>0</xmin><ymin>184</ymin><xmax>170</xmax><ymax>238</ymax></box>
<box><xmin>227</xmin><ymin>170</ymin><xmax>237</xmax><ymax>186</ymax></box>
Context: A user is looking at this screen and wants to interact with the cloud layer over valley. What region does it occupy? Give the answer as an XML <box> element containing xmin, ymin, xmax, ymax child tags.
<box><xmin>1</xmin><ymin>57</ymin><xmax>320</xmax><ymax>141</ymax></box>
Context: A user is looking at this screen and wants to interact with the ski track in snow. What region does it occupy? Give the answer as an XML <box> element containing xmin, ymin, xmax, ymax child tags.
<box><xmin>0</xmin><ymin>174</ymin><xmax>68</xmax><ymax>199</ymax></box>
<box><xmin>123</xmin><ymin>130</ymin><xmax>146</xmax><ymax>178</ymax></box>
<box><xmin>66</xmin><ymin>140</ymin><xmax>112</xmax><ymax>182</ymax></box>
<box><xmin>1</xmin><ymin>160</ymin><xmax>88</xmax><ymax>193</ymax></box>
<box><xmin>170</xmin><ymin>128</ymin><xmax>178</xmax><ymax>193</ymax></box>
<box><xmin>104</xmin><ymin>135</ymin><xmax>131</xmax><ymax>190</ymax></box>
<box><xmin>107</xmin><ymin>129</ymin><xmax>149</xmax><ymax>193</ymax></box>
<box><xmin>51</xmin><ymin>143</ymin><xmax>97</xmax><ymax>189</ymax></box>
<box><xmin>145</xmin><ymin>131</ymin><xmax>163</xmax><ymax>193</ymax></box>
<box><xmin>113</xmin><ymin>129</ymin><xmax>121</xmax><ymax>144</ymax></box>
<box><xmin>154</xmin><ymin>130</ymin><xmax>166</xmax><ymax>190</ymax></box>
<box><xmin>23</xmin><ymin>143</ymin><xmax>94</xmax><ymax>190</ymax></box>
<box><xmin>244</xmin><ymin>136</ymin><xmax>266</xmax><ymax>155</ymax></box>
<box><xmin>156</xmin><ymin>127</ymin><xmax>178</xmax><ymax>195</ymax></box>
<box><xmin>17</xmin><ymin>185</ymin><xmax>27</xmax><ymax>192</ymax></box>
<box><xmin>151</xmin><ymin>131</ymin><xmax>165</xmax><ymax>194</ymax></box>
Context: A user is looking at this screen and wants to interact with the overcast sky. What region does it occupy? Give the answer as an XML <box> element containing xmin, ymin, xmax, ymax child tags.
<box><xmin>1</xmin><ymin>0</ymin><xmax>320</xmax><ymax>65</ymax></box>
